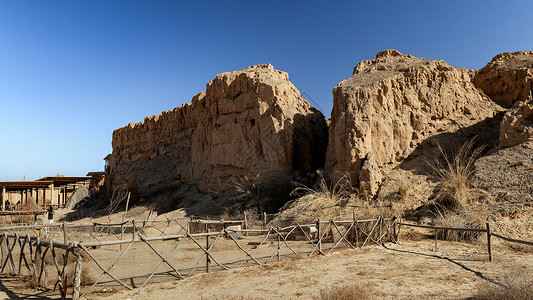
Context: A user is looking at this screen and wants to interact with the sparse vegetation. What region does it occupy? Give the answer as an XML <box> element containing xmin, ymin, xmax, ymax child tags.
<box><xmin>314</xmin><ymin>283</ymin><xmax>373</xmax><ymax>300</ymax></box>
<box><xmin>475</xmin><ymin>270</ymin><xmax>533</xmax><ymax>300</ymax></box>
<box><xmin>431</xmin><ymin>139</ymin><xmax>485</xmax><ymax>210</ymax></box>
<box><xmin>433</xmin><ymin>209</ymin><xmax>486</xmax><ymax>241</ymax></box>
<box><xmin>290</xmin><ymin>171</ymin><xmax>351</xmax><ymax>207</ymax></box>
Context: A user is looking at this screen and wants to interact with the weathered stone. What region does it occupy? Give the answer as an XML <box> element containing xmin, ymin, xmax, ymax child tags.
<box><xmin>473</xmin><ymin>51</ymin><xmax>533</xmax><ymax>108</ymax></box>
<box><xmin>325</xmin><ymin>50</ymin><xmax>500</xmax><ymax>192</ymax></box>
<box><xmin>109</xmin><ymin>64</ymin><xmax>328</xmax><ymax>195</ymax></box>
<box><xmin>358</xmin><ymin>152</ymin><xmax>382</xmax><ymax>197</ymax></box>
<box><xmin>500</xmin><ymin>98</ymin><xmax>533</xmax><ymax>147</ymax></box>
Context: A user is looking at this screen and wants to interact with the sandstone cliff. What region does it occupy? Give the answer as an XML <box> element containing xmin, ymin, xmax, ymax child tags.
<box><xmin>109</xmin><ymin>64</ymin><xmax>328</xmax><ymax>196</ymax></box>
<box><xmin>472</xmin><ymin>51</ymin><xmax>533</xmax><ymax>148</ymax></box>
<box><xmin>325</xmin><ymin>50</ymin><xmax>501</xmax><ymax>195</ymax></box>
<box><xmin>473</xmin><ymin>51</ymin><xmax>533</xmax><ymax>108</ymax></box>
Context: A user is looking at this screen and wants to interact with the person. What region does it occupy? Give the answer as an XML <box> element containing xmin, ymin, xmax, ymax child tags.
<box><xmin>47</xmin><ymin>206</ymin><xmax>55</xmax><ymax>225</ymax></box>
<box><xmin>5</xmin><ymin>199</ymin><xmax>10</xmax><ymax>211</ymax></box>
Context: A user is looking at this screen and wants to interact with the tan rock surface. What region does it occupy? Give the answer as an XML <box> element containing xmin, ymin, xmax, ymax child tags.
<box><xmin>109</xmin><ymin>64</ymin><xmax>328</xmax><ymax>195</ymax></box>
<box><xmin>325</xmin><ymin>50</ymin><xmax>501</xmax><ymax>191</ymax></box>
<box><xmin>500</xmin><ymin>98</ymin><xmax>533</xmax><ymax>147</ymax></box>
<box><xmin>473</xmin><ymin>51</ymin><xmax>533</xmax><ymax>108</ymax></box>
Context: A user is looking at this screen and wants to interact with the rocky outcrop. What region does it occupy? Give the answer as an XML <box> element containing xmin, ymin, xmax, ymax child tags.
<box><xmin>325</xmin><ymin>50</ymin><xmax>501</xmax><ymax>193</ymax></box>
<box><xmin>500</xmin><ymin>98</ymin><xmax>533</xmax><ymax>147</ymax></box>
<box><xmin>109</xmin><ymin>64</ymin><xmax>328</xmax><ymax>195</ymax></box>
<box><xmin>473</xmin><ymin>51</ymin><xmax>533</xmax><ymax>108</ymax></box>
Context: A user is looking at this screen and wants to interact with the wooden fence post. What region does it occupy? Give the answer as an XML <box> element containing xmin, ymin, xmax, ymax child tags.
<box><xmin>63</xmin><ymin>222</ymin><xmax>68</xmax><ymax>244</ymax></box>
<box><xmin>206</xmin><ymin>224</ymin><xmax>210</xmax><ymax>273</ymax></box>
<box><xmin>316</xmin><ymin>219</ymin><xmax>322</xmax><ymax>253</ymax></box>
<box><xmin>434</xmin><ymin>227</ymin><xmax>438</xmax><ymax>252</ymax></box>
<box><xmin>276</xmin><ymin>225</ymin><xmax>281</xmax><ymax>262</ymax></box>
<box><xmin>132</xmin><ymin>220</ymin><xmax>136</xmax><ymax>241</ymax></box>
<box><xmin>486</xmin><ymin>222</ymin><xmax>493</xmax><ymax>262</ymax></box>
<box><xmin>392</xmin><ymin>215</ymin><xmax>397</xmax><ymax>242</ymax></box>
<box><xmin>263</xmin><ymin>212</ymin><xmax>267</xmax><ymax>230</ymax></box>
<box><xmin>72</xmin><ymin>252</ymin><xmax>83</xmax><ymax>300</ymax></box>
<box><xmin>243</xmin><ymin>211</ymin><xmax>248</xmax><ymax>237</ymax></box>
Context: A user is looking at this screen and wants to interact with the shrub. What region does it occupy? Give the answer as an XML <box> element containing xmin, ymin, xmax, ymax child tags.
<box><xmin>434</xmin><ymin>209</ymin><xmax>485</xmax><ymax>242</ymax></box>
<box><xmin>475</xmin><ymin>269</ymin><xmax>533</xmax><ymax>300</ymax></box>
<box><xmin>290</xmin><ymin>170</ymin><xmax>351</xmax><ymax>209</ymax></box>
<box><xmin>314</xmin><ymin>283</ymin><xmax>372</xmax><ymax>300</ymax></box>
<box><xmin>431</xmin><ymin>139</ymin><xmax>484</xmax><ymax>210</ymax></box>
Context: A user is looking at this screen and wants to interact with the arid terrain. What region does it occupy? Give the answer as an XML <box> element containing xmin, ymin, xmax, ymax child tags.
<box><xmin>1</xmin><ymin>50</ymin><xmax>533</xmax><ymax>299</ymax></box>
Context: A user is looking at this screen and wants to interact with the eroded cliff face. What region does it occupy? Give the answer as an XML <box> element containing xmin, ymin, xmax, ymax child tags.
<box><xmin>473</xmin><ymin>51</ymin><xmax>533</xmax><ymax>108</ymax></box>
<box><xmin>471</xmin><ymin>51</ymin><xmax>533</xmax><ymax>148</ymax></box>
<box><xmin>325</xmin><ymin>50</ymin><xmax>501</xmax><ymax>195</ymax></box>
<box><xmin>109</xmin><ymin>64</ymin><xmax>328</xmax><ymax>195</ymax></box>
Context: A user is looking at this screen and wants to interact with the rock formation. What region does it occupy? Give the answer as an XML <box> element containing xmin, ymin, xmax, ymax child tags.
<box><xmin>500</xmin><ymin>98</ymin><xmax>533</xmax><ymax>147</ymax></box>
<box><xmin>109</xmin><ymin>64</ymin><xmax>328</xmax><ymax>196</ymax></box>
<box><xmin>473</xmin><ymin>51</ymin><xmax>533</xmax><ymax>108</ymax></box>
<box><xmin>325</xmin><ymin>50</ymin><xmax>501</xmax><ymax>194</ymax></box>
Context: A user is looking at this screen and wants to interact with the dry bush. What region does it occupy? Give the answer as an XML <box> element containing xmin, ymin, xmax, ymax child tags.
<box><xmin>314</xmin><ymin>283</ymin><xmax>373</xmax><ymax>300</ymax></box>
<box><xmin>61</xmin><ymin>253</ymin><xmax>97</xmax><ymax>287</ymax></box>
<box><xmin>475</xmin><ymin>269</ymin><xmax>533</xmax><ymax>300</ymax></box>
<box><xmin>291</xmin><ymin>171</ymin><xmax>351</xmax><ymax>208</ymax></box>
<box><xmin>431</xmin><ymin>139</ymin><xmax>484</xmax><ymax>210</ymax></box>
<box><xmin>229</xmin><ymin>174</ymin><xmax>261</xmax><ymax>210</ymax></box>
<box><xmin>434</xmin><ymin>209</ymin><xmax>485</xmax><ymax>242</ymax></box>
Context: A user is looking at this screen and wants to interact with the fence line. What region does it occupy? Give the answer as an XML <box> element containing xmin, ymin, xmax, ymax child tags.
<box><xmin>0</xmin><ymin>214</ymin><xmax>399</xmax><ymax>299</ymax></box>
<box><xmin>398</xmin><ymin>221</ymin><xmax>533</xmax><ymax>261</ymax></box>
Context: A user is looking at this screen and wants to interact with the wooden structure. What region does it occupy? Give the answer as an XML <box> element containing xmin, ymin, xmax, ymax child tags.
<box><xmin>0</xmin><ymin>214</ymin><xmax>531</xmax><ymax>299</ymax></box>
<box><xmin>0</xmin><ymin>176</ymin><xmax>97</xmax><ymax>211</ymax></box>
<box><xmin>0</xmin><ymin>181</ymin><xmax>54</xmax><ymax>210</ymax></box>
<box><xmin>36</xmin><ymin>176</ymin><xmax>92</xmax><ymax>207</ymax></box>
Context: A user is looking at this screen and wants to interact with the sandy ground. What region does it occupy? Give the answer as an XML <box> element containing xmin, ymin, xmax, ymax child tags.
<box><xmin>1</xmin><ymin>228</ymin><xmax>531</xmax><ymax>300</ymax></box>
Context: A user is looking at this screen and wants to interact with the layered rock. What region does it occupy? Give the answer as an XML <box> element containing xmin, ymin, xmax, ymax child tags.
<box><xmin>473</xmin><ymin>51</ymin><xmax>533</xmax><ymax>108</ymax></box>
<box><xmin>325</xmin><ymin>50</ymin><xmax>500</xmax><ymax>194</ymax></box>
<box><xmin>109</xmin><ymin>64</ymin><xmax>328</xmax><ymax>195</ymax></box>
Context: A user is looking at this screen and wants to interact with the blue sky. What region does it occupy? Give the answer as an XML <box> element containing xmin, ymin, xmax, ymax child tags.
<box><xmin>1</xmin><ymin>1</ymin><xmax>532</xmax><ymax>180</ymax></box>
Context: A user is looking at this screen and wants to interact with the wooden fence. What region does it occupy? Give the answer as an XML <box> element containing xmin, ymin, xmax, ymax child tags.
<box><xmin>398</xmin><ymin>221</ymin><xmax>533</xmax><ymax>261</ymax></box>
<box><xmin>0</xmin><ymin>214</ymin><xmax>398</xmax><ymax>299</ymax></box>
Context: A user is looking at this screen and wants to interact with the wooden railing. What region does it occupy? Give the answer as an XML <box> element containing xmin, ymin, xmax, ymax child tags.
<box><xmin>398</xmin><ymin>221</ymin><xmax>533</xmax><ymax>261</ymax></box>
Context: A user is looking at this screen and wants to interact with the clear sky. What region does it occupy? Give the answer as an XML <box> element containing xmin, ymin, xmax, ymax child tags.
<box><xmin>1</xmin><ymin>0</ymin><xmax>532</xmax><ymax>180</ymax></box>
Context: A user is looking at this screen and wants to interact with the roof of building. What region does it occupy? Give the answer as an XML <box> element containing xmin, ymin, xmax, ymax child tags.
<box><xmin>0</xmin><ymin>181</ymin><xmax>54</xmax><ymax>189</ymax></box>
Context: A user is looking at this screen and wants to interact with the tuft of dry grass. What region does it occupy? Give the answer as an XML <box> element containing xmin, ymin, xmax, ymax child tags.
<box><xmin>433</xmin><ymin>209</ymin><xmax>485</xmax><ymax>242</ymax></box>
<box><xmin>290</xmin><ymin>171</ymin><xmax>351</xmax><ymax>209</ymax></box>
<box><xmin>314</xmin><ymin>283</ymin><xmax>373</xmax><ymax>300</ymax></box>
<box><xmin>431</xmin><ymin>139</ymin><xmax>485</xmax><ymax>210</ymax></box>
<box><xmin>475</xmin><ymin>269</ymin><xmax>533</xmax><ymax>300</ymax></box>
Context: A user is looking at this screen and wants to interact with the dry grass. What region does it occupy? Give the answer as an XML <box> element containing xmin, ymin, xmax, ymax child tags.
<box><xmin>434</xmin><ymin>209</ymin><xmax>486</xmax><ymax>242</ymax></box>
<box><xmin>276</xmin><ymin>170</ymin><xmax>394</xmax><ymax>225</ymax></box>
<box><xmin>290</xmin><ymin>171</ymin><xmax>351</xmax><ymax>209</ymax></box>
<box><xmin>314</xmin><ymin>283</ymin><xmax>373</xmax><ymax>300</ymax></box>
<box><xmin>431</xmin><ymin>139</ymin><xmax>484</xmax><ymax>210</ymax></box>
<box><xmin>475</xmin><ymin>269</ymin><xmax>533</xmax><ymax>300</ymax></box>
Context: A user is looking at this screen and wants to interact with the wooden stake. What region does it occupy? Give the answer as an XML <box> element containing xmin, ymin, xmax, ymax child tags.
<box><xmin>434</xmin><ymin>227</ymin><xmax>438</xmax><ymax>252</ymax></box>
<box><xmin>132</xmin><ymin>220</ymin><xmax>136</xmax><ymax>241</ymax></box>
<box><xmin>243</xmin><ymin>211</ymin><xmax>248</xmax><ymax>237</ymax></box>
<box><xmin>72</xmin><ymin>253</ymin><xmax>83</xmax><ymax>300</ymax></box>
<box><xmin>486</xmin><ymin>222</ymin><xmax>493</xmax><ymax>262</ymax></box>
<box><xmin>316</xmin><ymin>219</ymin><xmax>322</xmax><ymax>253</ymax></box>
<box><xmin>263</xmin><ymin>212</ymin><xmax>267</xmax><ymax>230</ymax></box>
<box><xmin>63</xmin><ymin>222</ymin><xmax>68</xmax><ymax>244</ymax></box>
<box><xmin>205</xmin><ymin>225</ymin><xmax>210</xmax><ymax>273</ymax></box>
<box><xmin>277</xmin><ymin>225</ymin><xmax>281</xmax><ymax>262</ymax></box>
